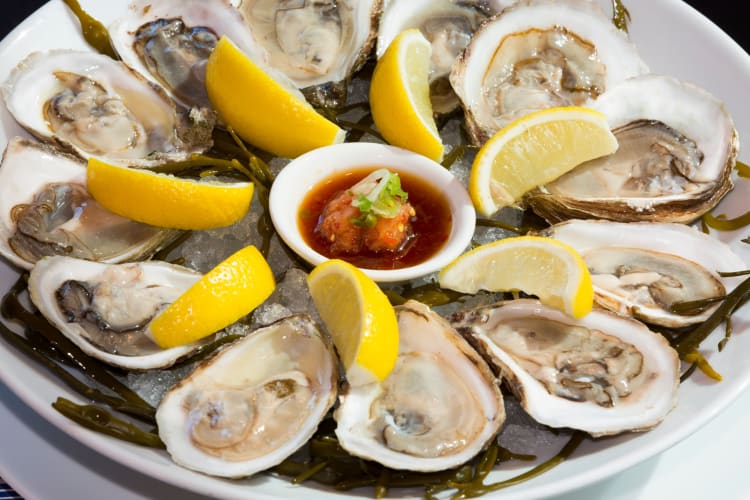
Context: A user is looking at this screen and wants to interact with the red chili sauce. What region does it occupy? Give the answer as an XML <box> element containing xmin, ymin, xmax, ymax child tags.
<box><xmin>298</xmin><ymin>168</ymin><xmax>453</xmax><ymax>270</ymax></box>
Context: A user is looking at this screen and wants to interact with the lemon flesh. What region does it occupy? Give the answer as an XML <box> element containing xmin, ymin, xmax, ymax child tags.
<box><xmin>307</xmin><ymin>259</ymin><xmax>399</xmax><ymax>386</ymax></box>
<box><xmin>87</xmin><ymin>157</ymin><xmax>254</xmax><ymax>230</ymax></box>
<box><xmin>150</xmin><ymin>245</ymin><xmax>275</xmax><ymax>348</ymax></box>
<box><xmin>469</xmin><ymin>106</ymin><xmax>618</xmax><ymax>216</ymax></box>
<box><xmin>370</xmin><ymin>29</ymin><xmax>444</xmax><ymax>162</ymax></box>
<box><xmin>205</xmin><ymin>36</ymin><xmax>345</xmax><ymax>158</ymax></box>
<box><xmin>439</xmin><ymin>236</ymin><xmax>594</xmax><ymax>318</ymax></box>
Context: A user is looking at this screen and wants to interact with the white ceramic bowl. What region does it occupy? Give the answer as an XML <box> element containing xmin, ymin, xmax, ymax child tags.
<box><xmin>269</xmin><ymin>142</ymin><xmax>476</xmax><ymax>282</ymax></box>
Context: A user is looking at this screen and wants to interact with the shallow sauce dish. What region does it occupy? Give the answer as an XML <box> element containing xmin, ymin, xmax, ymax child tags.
<box><xmin>1</xmin><ymin>1</ymin><xmax>750</xmax><ymax>500</ymax></box>
<box><xmin>269</xmin><ymin>142</ymin><xmax>475</xmax><ymax>282</ymax></box>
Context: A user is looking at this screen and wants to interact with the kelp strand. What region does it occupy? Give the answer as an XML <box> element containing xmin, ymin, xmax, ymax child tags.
<box><xmin>673</xmin><ymin>275</ymin><xmax>750</xmax><ymax>356</ymax></box>
<box><xmin>682</xmin><ymin>351</ymin><xmax>722</xmax><ymax>381</ymax></box>
<box><xmin>1</xmin><ymin>278</ymin><xmax>154</xmax><ymax>412</ymax></box>
<box><xmin>611</xmin><ymin>0</ymin><xmax>631</xmax><ymax>32</ymax></box>
<box><xmin>680</xmin><ymin>362</ymin><xmax>699</xmax><ymax>383</ymax></box>
<box><xmin>62</xmin><ymin>0</ymin><xmax>117</xmax><ymax>59</ymax></box>
<box><xmin>735</xmin><ymin>160</ymin><xmax>750</xmax><ymax>178</ymax></box>
<box><xmin>718</xmin><ymin>315</ymin><xmax>732</xmax><ymax>352</ymax></box>
<box><xmin>0</xmin><ymin>321</ymin><xmax>155</xmax><ymax>422</ymax></box>
<box><xmin>53</xmin><ymin>397</ymin><xmax>164</xmax><ymax>448</ymax></box>
<box><xmin>702</xmin><ymin>210</ymin><xmax>750</xmax><ymax>231</ymax></box>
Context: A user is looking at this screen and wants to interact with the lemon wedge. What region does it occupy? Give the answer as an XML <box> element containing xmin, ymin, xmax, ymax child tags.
<box><xmin>369</xmin><ymin>29</ymin><xmax>444</xmax><ymax>162</ymax></box>
<box><xmin>150</xmin><ymin>245</ymin><xmax>275</xmax><ymax>348</ymax></box>
<box><xmin>205</xmin><ymin>36</ymin><xmax>345</xmax><ymax>158</ymax></box>
<box><xmin>307</xmin><ymin>259</ymin><xmax>399</xmax><ymax>386</ymax></box>
<box><xmin>86</xmin><ymin>157</ymin><xmax>254</xmax><ymax>230</ymax></box>
<box><xmin>469</xmin><ymin>106</ymin><xmax>618</xmax><ymax>216</ymax></box>
<box><xmin>438</xmin><ymin>236</ymin><xmax>594</xmax><ymax>318</ymax></box>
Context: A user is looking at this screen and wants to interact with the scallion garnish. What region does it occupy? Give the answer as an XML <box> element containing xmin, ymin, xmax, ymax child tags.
<box><xmin>349</xmin><ymin>169</ymin><xmax>409</xmax><ymax>227</ymax></box>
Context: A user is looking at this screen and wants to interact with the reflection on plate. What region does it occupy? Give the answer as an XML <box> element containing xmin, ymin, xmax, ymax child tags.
<box><xmin>0</xmin><ymin>1</ymin><xmax>749</xmax><ymax>499</ymax></box>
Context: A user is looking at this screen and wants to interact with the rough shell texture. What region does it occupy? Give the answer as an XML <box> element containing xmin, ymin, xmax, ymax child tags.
<box><xmin>451</xmin><ymin>299</ymin><xmax>680</xmax><ymax>437</ymax></box>
<box><xmin>450</xmin><ymin>0</ymin><xmax>648</xmax><ymax>144</ymax></box>
<box><xmin>334</xmin><ymin>300</ymin><xmax>505</xmax><ymax>471</ymax></box>
<box><xmin>539</xmin><ymin>219</ymin><xmax>746</xmax><ymax>327</ymax></box>
<box><xmin>28</xmin><ymin>255</ymin><xmax>204</xmax><ymax>370</ymax></box>
<box><xmin>156</xmin><ymin>314</ymin><xmax>338</xmax><ymax>478</ymax></box>
<box><xmin>527</xmin><ymin>75</ymin><xmax>738</xmax><ymax>223</ymax></box>
<box><xmin>0</xmin><ymin>137</ymin><xmax>179</xmax><ymax>270</ymax></box>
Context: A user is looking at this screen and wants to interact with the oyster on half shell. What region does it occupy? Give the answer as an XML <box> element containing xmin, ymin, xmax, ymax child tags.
<box><xmin>235</xmin><ymin>0</ymin><xmax>383</xmax><ymax>107</ymax></box>
<box><xmin>527</xmin><ymin>74</ymin><xmax>738</xmax><ymax>223</ymax></box>
<box><xmin>2</xmin><ymin>50</ymin><xmax>213</xmax><ymax>165</ymax></box>
<box><xmin>539</xmin><ymin>219</ymin><xmax>746</xmax><ymax>327</ymax></box>
<box><xmin>28</xmin><ymin>256</ymin><xmax>206</xmax><ymax>370</ymax></box>
<box><xmin>450</xmin><ymin>0</ymin><xmax>648</xmax><ymax>144</ymax></box>
<box><xmin>0</xmin><ymin>138</ymin><xmax>179</xmax><ymax>270</ymax></box>
<box><xmin>109</xmin><ymin>0</ymin><xmax>267</xmax><ymax>111</ymax></box>
<box><xmin>451</xmin><ymin>299</ymin><xmax>680</xmax><ymax>437</ymax></box>
<box><xmin>156</xmin><ymin>314</ymin><xmax>338</xmax><ymax>478</ymax></box>
<box><xmin>334</xmin><ymin>300</ymin><xmax>505</xmax><ymax>471</ymax></box>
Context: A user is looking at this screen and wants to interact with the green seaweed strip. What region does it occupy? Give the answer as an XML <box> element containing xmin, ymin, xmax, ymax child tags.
<box><xmin>669</xmin><ymin>295</ymin><xmax>725</xmax><ymax>315</ymax></box>
<box><xmin>680</xmin><ymin>361</ymin><xmax>699</xmax><ymax>382</ymax></box>
<box><xmin>442</xmin><ymin>145</ymin><xmax>467</xmax><ymax>169</ymax></box>
<box><xmin>673</xmin><ymin>275</ymin><xmax>750</xmax><ymax>356</ymax></box>
<box><xmin>448</xmin><ymin>432</ymin><xmax>585</xmax><ymax>498</ymax></box>
<box><xmin>337</xmin><ymin>119</ymin><xmax>384</xmax><ymax>142</ymax></box>
<box><xmin>476</xmin><ymin>218</ymin><xmax>528</xmax><ymax>235</ymax></box>
<box><xmin>226</xmin><ymin>128</ymin><xmax>275</xmax><ymax>186</ymax></box>
<box><xmin>718</xmin><ymin>316</ymin><xmax>732</xmax><ymax>351</ymax></box>
<box><xmin>62</xmin><ymin>0</ymin><xmax>117</xmax><ymax>59</ymax></box>
<box><xmin>735</xmin><ymin>160</ymin><xmax>750</xmax><ymax>178</ymax></box>
<box><xmin>719</xmin><ymin>269</ymin><xmax>750</xmax><ymax>277</ymax></box>
<box><xmin>0</xmin><ymin>321</ymin><xmax>155</xmax><ymax>422</ymax></box>
<box><xmin>611</xmin><ymin>0</ymin><xmax>631</xmax><ymax>33</ymax></box>
<box><xmin>702</xmin><ymin>210</ymin><xmax>750</xmax><ymax>231</ymax></box>
<box><xmin>682</xmin><ymin>351</ymin><xmax>722</xmax><ymax>381</ymax></box>
<box><xmin>1</xmin><ymin>281</ymin><xmax>154</xmax><ymax>412</ymax></box>
<box><xmin>53</xmin><ymin>397</ymin><xmax>164</xmax><ymax>448</ymax></box>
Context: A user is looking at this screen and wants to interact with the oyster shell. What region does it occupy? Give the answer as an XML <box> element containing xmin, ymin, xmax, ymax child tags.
<box><xmin>450</xmin><ymin>0</ymin><xmax>648</xmax><ymax>144</ymax></box>
<box><xmin>156</xmin><ymin>314</ymin><xmax>338</xmax><ymax>478</ymax></box>
<box><xmin>451</xmin><ymin>299</ymin><xmax>680</xmax><ymax>437</ymax></box>
<box><xmin>235</xmin><ymin>0</ymin><xmax>383</xmax><ymax>107</ymax></box>
<box><xmin>527</xmin><ymin>74</ymin><xmax>739</xmax><ymax>223</ymax></box>
<box><xmin>27</xmin><ymin>256</ymin><xmax>206</xmax><ymax>370</ymax></box>
<box><xmin>540</xmin><ymin>219</ymin><xmax>746</xmax><ymax>327</ymax></box>
<box><xmin>334</xmin><ymin>300</ymin><xmax>504</xmax><ymax>471</ymax></box>
<box><xmin>2</xmin><ymin>50</ymin><xmax>213</xmax><ymax>164</ymax></box>
<box><xmin>109</xmin><ymin>0</ymin><xmax>267</xmax><ymax>110</ymax></box>
<box><xmin>0</xmin><ymin>137</ymin><xmax>179</xmax><ymax>270</ymax></box>
<box><xmin>376</xmin><ymin>0</ymin><xmax>503</xmax><ymax>114</ymax></box>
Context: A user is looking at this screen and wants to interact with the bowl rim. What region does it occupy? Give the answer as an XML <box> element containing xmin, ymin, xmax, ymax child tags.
<box><xmin>268</xmin><ymin>143</ymin><xmax>476</xmax><ymax>282</ymax></box>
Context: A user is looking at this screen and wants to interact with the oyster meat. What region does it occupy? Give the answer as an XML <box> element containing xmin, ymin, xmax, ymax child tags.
<box><xmin>540</xmin><ymin>219</ymin><xmax>745</xmax><ymax>327</ymax></box>
<box><xmin>156</xmin><ymin>314</ymin><xmax>338</xmax><ymax>478</ymax></box>
<box><xmin>109</xmin><ymin>0</ymin><xmax>267</xmax><ymax>110</ymax></box>
<box><xmin>235</xmin><ymin>0</ymin><xmax>382</xmax><ymax>107</ymax></box>
<box><xmin>28</xmin><ymin>256</ymin><xmax>206</xmax><ymax>370</ymax></box>
<box><xmin>451</xmin><ymin>299</ymin><xmax>680</xmax><ymax>437</ymax></box>
<box><xmin>528</xmin><ymin>74</ymin><xmax>738</xmax><ymax>223</ymax></box>
<box><xmin>0</xmin><ymin>137</ymin><xmax>178</xmax><ymax>270</ymax></box>
<box><xmin>450</xmin><ymin>0</ymin><xmax>648</xmax><ymax>144</ymax></box>
<box><xmin>2</xmin><ymin>50</ymin><xmax>213</xmax><ymax>164</ymax></box>
<box><xmin>334</xmin><ymin>300</ymin><xmax>504</xmax><ymax>471</ymax></box>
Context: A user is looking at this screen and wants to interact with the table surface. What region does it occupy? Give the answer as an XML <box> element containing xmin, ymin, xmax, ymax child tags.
<box><xmin>1</xmin><ymin>1</ymin><xmax>749</xmax><ymax>499</ymax></box>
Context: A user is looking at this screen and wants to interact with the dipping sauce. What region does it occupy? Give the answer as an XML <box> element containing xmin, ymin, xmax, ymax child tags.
<box><xmin>298</xmin><ymin>168</ymin><xmax>453</xmax><ymax>270</ymax></box>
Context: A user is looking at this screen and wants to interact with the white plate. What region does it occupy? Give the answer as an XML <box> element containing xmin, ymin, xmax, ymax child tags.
<box><xmin>1</xmin><ymin>1</ymin><xmax>750</xmax><ymax>499</ymax></box>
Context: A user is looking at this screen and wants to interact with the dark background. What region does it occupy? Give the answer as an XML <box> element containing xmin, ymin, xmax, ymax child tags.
<box><xmin>0</xmin><ymin>1</ymin><xmax>747</xmax><ymax>52</ymax></box>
